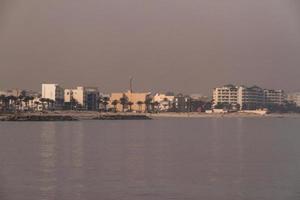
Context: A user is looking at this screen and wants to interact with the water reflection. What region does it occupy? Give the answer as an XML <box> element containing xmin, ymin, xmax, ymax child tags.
<box><xmin>124</xmin><ymin>123</ymin><xmax>147</xmax><ymax>193</ymax></box>
<box><xmin>39</xmin><ymin>122</ymin><xmax>57</xmax><ymax>200</ymax></box>
<box><xmin>236</xmin><ymin>118</ymin><xmax>245</xmax><ymax>199</ymax></box>
<box><xmin>209</xmin><ymin>118</ymin><xmax>246</xmax><ymax>199</ymax></box>
<box><xmin>1</xmin><ymin>118</ymin><xmax>300</xmax><ymax>200</ymax></box>
<box><xmin>70</xmin><ymin>122</ymin><xmax>85</xmax><ymax>200</ymax></box>
<box><xmin>210</xmin><ymin>119</ymin><xmax>222</xmax><ymax>183</ymax></box>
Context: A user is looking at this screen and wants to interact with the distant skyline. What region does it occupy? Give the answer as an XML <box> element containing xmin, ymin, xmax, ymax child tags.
<box><xmin>1</xmin><ymin>0</ymin><xmax>300</xmax><ymax>95</ymax></box>
<box><xmin>0</xmin><ymin>80</ymin><xmax>297</xmax><ymax>96</ymax></box>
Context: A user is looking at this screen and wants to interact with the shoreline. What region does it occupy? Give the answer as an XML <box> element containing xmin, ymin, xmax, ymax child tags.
<box><xmin>148</xmin><ymin>112</ymin><xmax>300</xmax><ymax>119</ymax></box>
<box><xmin>1</xmin><ymin>111</ymin><xmax>300</xmax><ymax>121</ymax></box>
<box><xmin>0</xmin><ymin>111</ymin><xmax>152</xmax><ymax>121</ymax></box>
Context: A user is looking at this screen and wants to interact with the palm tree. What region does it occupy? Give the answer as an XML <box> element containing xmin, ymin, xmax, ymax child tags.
<box><xmin>144</xmin><ymin>98</ymin><xmax>152</xmax><ymax>113</ymax></box>
<box><xmin>8</xmin><ymin>96</ymin><xmax>18</xmax><ymax>112</ymax></box>
<box><xmin>111</xmin><ymin>100</ymin><xmax>119</xmax><ymax>112</ymax></box>
<box><xmin>102</xmin><ymin>97</ymin><xmax>110</xmax><ymax>112</ymax></box>
<box><xmin>98</xmin><ymin>97</ymin><xmax>103</xmax><ymax>112</ymax></box>
<box><xmin>18</xmin><ymin>95</ymin><xmax>25</xmax><ymax>110</ymax></box>
<box><xmin>70</xmin><ymin>98</ymin><xmax>78</xmax><ymax>110</ymax></box>
<box><xmin>48</xmin><ymin>99</ymin><xmax>55</xmax><ymax>110</ymax></box>
<box><xmin>152</xmin><ymin>101</ymin><xmax>160</xmax><ymax>113</ymax></box>
<box><xmin>0</xmin><ymin>95</ymin><xmax>6</xmax><ymax>112</ymax></box>
<box><xmin>28</xmin><ymin>96</ymin><xmax>35</xmax><ymax>111</ymax></box>
<box><xmin>136</xmin><ymin>101</ymin><xmax>144</xmax><ymax>112</ymax></box>
<box><xmin>3</xmin><ymin>96</ymin><xmax>10</xmax><ymax>112</ymax></box>
<box><xmin>102</xmin><ymin>101</ymin><xmax>109</xmax><ymax>112</ymax></box>
<box><xmin>43</xmin><ymin>98</ymin><xmax>50</xmax><ymax>110</ymax></box>
<box><xmin>34</xmin><ymin>101</ymin><xmax>40</xmax><ymax>111</ymax></box>
<box><xmin>40</xmin><ymin>98</ymin><xmax>47</xmax><ymax>111</ymax></box>
<box><xmin>127</xmin><ymin>101</ymin><xmax>134</xmax><ymax>112</ymax></box>
<box><xmin>15</xmin><ymin>99</ymin><xmax>21</xmax><ymax>112</ymax></box>
<box><xmin>42</xmin><ymin>98</ymin><xmax>54</xmax><ymax>110</ymax></box>
<box><xmin>119</xmin><ymin>97</ymin><xmax>128</xmax><ymax>112</ymax></box>
<box><xmin>0</xmin><ymin>95</ymin><xmax>5</xmax><ymax>102</ymax></box>
<box><xmin>98</xmin><ymin>96</ymin><xmax>110</xmax><ymax>112</ymax></box>
<box><xmin>23</xmin><ymin>96</ymin><xmax>31</xmax><ymax>111</ymax></box>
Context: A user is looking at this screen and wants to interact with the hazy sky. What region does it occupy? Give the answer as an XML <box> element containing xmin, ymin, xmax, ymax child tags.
<box><xmin>0</xmin><ymin>0</ymin><xmax>300</xmax><ymax>94</ymax></box>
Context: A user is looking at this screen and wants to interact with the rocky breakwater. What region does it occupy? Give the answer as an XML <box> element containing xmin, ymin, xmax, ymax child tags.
<box><xmin>0</xmin><ymin>114</ymin><xmax>78</xmax><ymax>121</ymax></box>
<box><xmin>93</xmin><ymin>114</ymin><xmax>152</xmax><ymax>120</ymax></box>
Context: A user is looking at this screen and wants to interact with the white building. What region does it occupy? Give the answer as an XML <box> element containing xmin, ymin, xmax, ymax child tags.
<box><xmin>42</xmin><ymin>84</ymin><xmax>64</xmax><ymax>109</ymax></box>
<box><xmin>153</xmin><ymin>93</ymin><xmax>175</xmax><ymax>111</ymax></box>
<box><xmin>29</xmin><ymin>97</ymin><xmax>43</xmax><ymax>111</ymax></box>
<box><xmin>213</xmin><ymin>85</ymin><xmax>264</xmax><ymax>110</ymax></box>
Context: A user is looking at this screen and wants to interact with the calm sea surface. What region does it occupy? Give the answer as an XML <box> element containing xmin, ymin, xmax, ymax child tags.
<box><xmin>1</xmin><ymin>118</ymin><xmax>300</xmax><ymax>200</ymax></box>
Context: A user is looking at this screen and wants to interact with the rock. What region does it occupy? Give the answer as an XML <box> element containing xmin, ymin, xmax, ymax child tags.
<box><xmin>93</xmin><ymin>114</ymin><xmax>152</xmax><ymax>120</ymax></box>
<box><xmin>1</xmin><ymin>115</ymin><xmax>78</xmax><ymax>121</ymax></box>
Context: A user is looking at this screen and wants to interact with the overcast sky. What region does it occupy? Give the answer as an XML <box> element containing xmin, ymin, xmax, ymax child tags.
<box><xmin>0</xmin><ymin>0</ymin><xmax>300</xmax><ymax>94</ymax></box>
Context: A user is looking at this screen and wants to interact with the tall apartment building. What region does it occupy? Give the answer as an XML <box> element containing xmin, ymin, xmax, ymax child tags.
<box><xmin>42</xmin><ymin>84</ymin><xmax>64</xmax><ymax>109</ymax></box>
<box><xmin>213</xmin><ymin>85</ymin><xmax>286</xmax><ymax>110</ymax></box>
<box><xmin>85</xmin><ymin>87</ymin><xmax>100</xmax><ymax>111</ymax></box>
<box><xmin>238</xmin><ymin>86</ymin><xmax>264</xmax><ymax>110</ymax></box>
<box><xmin>212</xmin><ymin>84</ymin><xmax>238</xmax><ymax>107</ymax></box>
<box><xmin>213</xmin><ymin>85</ymin><xmax>264</xmax><ymax>110</ymax></box>
<box><xmin>64</xmin><ymin>86</ymin><xmax>99</xmax><ymax>110</ymax></box>
<box><xmin>263</xmin><ymin>89</ymin><xmax>286</xmax><ymax>105</ymax></box>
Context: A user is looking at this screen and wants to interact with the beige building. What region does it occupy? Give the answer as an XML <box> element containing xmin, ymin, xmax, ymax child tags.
<box><xmin>213</xmin><ymin>85</ymin><xmax>238</xmax><ymax>107</ymax></box>
<box><xmin>287</xmin><ymin>93</ymin><xmax>300</xmax><ymax>107</ymax></box>
<box><xmin>0</xmin><ymin>89</ymin><xmax>25</xmax><ymax>97</ymax></box>
<box><xmin>65</xmin><ymin>87</ymin><xmax>85</xmax><ymax>106</ymax></box>
<box><xmin>110</xmin><ymin>90</ymin><xmax>151</xmax><ymax>112</ymax></box>
<box><xmin>64</xmin><ymin>86</ymin><xmax>99</xmax><ymax>110</ymax></box>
